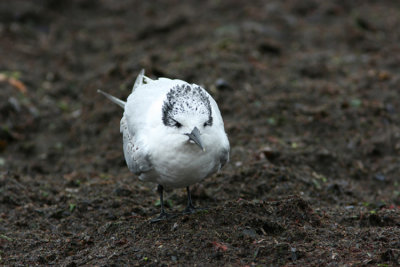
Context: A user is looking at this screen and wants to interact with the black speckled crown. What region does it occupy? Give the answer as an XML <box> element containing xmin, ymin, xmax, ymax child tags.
<box><xmin>162</xmin><ymin>84</ymin><xmax>213</xmax><ymax>128</ymax></box>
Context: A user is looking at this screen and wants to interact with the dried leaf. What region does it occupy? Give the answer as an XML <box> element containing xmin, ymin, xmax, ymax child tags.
<box><xmin>212</xmin><ymin>241</ymin><xmax>228</xmax><ymax>251</ymax></box>
<box><xmin>0</xmin><ymin>74</ymin><xmax>28</xmax><ymax>94</ymax></box>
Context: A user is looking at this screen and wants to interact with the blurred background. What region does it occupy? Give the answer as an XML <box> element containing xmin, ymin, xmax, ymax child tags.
<box><xmin>1</xmin><ymin>0</ymin><xmax>400</xmax><ymax>265</ymax></box>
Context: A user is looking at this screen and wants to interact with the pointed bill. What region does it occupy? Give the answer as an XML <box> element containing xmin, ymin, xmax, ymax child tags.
<box><xmin>185</xmin><ymin>127</ymin><xmax>205</xmax><ymax>151</ymax></box>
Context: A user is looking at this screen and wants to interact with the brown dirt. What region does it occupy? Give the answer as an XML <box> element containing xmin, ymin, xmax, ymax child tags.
<box><xmin>1</xmin><ymin>0</ymin><xmax>400</xmax><ymax>266</ymax></box>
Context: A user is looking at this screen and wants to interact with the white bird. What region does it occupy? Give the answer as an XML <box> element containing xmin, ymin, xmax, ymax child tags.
<box><xmin>98</xmin><ymin>70</ymin><xmax>230</xmax><ymax>222</ymax></box>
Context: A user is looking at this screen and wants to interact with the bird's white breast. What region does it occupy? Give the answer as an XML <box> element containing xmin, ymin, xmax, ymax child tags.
<box><xmin>142</xmin><ymin>131</ymin><xmax>223</xmax><ymax>188</ymax></box>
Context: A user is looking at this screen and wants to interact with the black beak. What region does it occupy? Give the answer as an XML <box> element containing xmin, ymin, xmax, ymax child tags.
<box><xmin>184</xmin><ymin>127</ymin><xmax>205</xmax><ymax>151</ymax></box>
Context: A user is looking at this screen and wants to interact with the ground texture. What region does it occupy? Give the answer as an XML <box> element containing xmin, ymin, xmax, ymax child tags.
<box><xmin>1</xmin><ymin>0</ymin><xmax>400</xmax><ymax>266</ymax></box>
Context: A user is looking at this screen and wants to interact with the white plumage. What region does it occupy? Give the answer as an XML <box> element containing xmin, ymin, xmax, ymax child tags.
<box><xmin>98</xmin><ymin>70</ymin><xmax>229</xmax><ymax>221</ymax></box>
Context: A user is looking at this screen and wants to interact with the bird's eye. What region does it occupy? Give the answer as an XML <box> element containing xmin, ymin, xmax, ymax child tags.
<box><xmin>172</xmin><ymin>120</ymin><xmax>182</xmax><ymax>128</ymax></box>
<box><xmin>203</xmin><ymin>120</ymin><xmax>211</xmax><ymax>127</ymax></box>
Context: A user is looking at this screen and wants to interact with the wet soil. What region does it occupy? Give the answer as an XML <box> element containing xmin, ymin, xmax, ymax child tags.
<box><xmin>1</xmin><ymin>0</ymin><xmax>400</xmax><ymax>266</ymax></box>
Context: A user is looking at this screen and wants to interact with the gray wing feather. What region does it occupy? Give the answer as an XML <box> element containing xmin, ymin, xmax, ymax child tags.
<box><xmin>120</xmin><ymin>116</ymin><xmax>152</xmax><ymax>175</ymax></box>
<box><xmin>219</xmin><ymin>147</ymin><xmax>230</xmax><ymax>169</ymax></box>
<box><xmin>97</xmin><ymin>90</ymin><xmax>126</xmax><ymax>108</ymax></box>
<box><xmin>132</xmin><ymin>69</ymin><xmax>154</xmax><ymax>92</ymax></box>
<box><xmin>132</xmin><ymin>69</ymin><xmax>145</xmax><ymax>92</ymax></box>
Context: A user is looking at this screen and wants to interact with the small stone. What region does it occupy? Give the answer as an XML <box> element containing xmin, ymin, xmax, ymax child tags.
<box><xmin>258</xmin><ymin>39</ymin><xmax>281</xmax><ymax>55</ymax></box>
<box><xmin>291</xmin><ymin>247</ymin><xmax>297</xmax><ymax>261</ymax></box>
<box><xmin>105</xmin><ymin>212</ymin><xmax>117</xmax><ymax>220</ymax></box>
<box><xmin>242</xmin><ymin>228</ymin><xmax>257</xmax><ymax>238</ymax></box>
<box><xmin>374</xmin><ymin>173</ymin><xmax>385</xmax><ymax>182</ymax></box>
<box><xmin>215</xmin><ymin>78</ymin><xmax>231</xmax><ymax>90</ymax></box>
<box><xmin>114</xmin><ymin>187</ymin><xmax>132</xmax><ymax>197</ymax></box>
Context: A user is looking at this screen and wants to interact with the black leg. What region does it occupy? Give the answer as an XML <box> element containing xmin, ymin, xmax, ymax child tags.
<box><xmin>184</xmin><ymin>186</ymin><xmax>197</xmax><ymax>214</ymax></box>
<box><xmin>150</xmin><ymin>184</ymin><xmax>174</xmax><ymax>223</ymax></box>
<box><xmin>158</xmin><ymin>184</ymin><xmax>166</xmax><ymax>215</ymax></box>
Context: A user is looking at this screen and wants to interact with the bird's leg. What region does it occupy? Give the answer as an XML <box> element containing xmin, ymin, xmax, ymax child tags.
<box><xmin>184</xmin><ymin>186</ymin><xmax>197</xmax><ymax>214</ymax></box>
<box><xmin>158</xmin><ymin>184</ymin><xmax>167</xmax><ymax>215</ymax></box>
<box><xmin>150</xmin><ymin>184</ymin><xmax>174</xmax><ymax>223</ymax></box>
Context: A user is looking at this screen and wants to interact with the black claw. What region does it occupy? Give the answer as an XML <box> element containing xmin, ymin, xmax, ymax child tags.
<box><xmin>150</xmin><ymin>211</ymin><xmax>177</xmax><ymax>223</ymax></box>
<box><xmin>183</xmin><ymin>205</ymin><xmax>197</xmax><ymax>214</ymax></box>
<box><xmin>151</xmin><ymin>185</ymin><xmax>206</xmax><ymax>222</ymax></box>
<box><xmin>150</xmin><ymin>184</ymin><xmax>179</xmax><ymax>223</ymax></box>
<box><xmin>182</xmin><ymin>186</ymin><xmax>204</xmax><ymax>214</ymax></box>
<box><xmin>150</xmin><ymin>184</ymin><xmax>171</xmax><ymax>223</ymax></box>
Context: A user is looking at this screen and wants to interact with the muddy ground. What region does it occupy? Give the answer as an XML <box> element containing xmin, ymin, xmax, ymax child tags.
<box><xmin>1</xmin><ymin>0</ymin><xmax>400</xmax><ymax>266</ymax></box>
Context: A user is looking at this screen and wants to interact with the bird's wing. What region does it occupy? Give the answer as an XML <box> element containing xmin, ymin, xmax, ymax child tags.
<box><xmin>97</xmin><ymin>90</ymin><xmax>126</xmax><ymax>108</ymax></box>
<box><xmin>219</xmin><ymin>148</ymin><xmax>230</xmax><ymax>169</ymax></box>
<box><xmin>132</xmin><ymin>69</ymin><xmax>156</xmax><ymax>92</ymax></box>
<box><xmin>132</xmin><ymin>69</ymin><xmax>145</xmax><ymax>91</ymax></box>
<box><xmin>201</xmin><ymin>86</ymin><xmax>230</xmax><ymax>169</ymax></box>
<box><xmin>120</xmin><ymin>116</ymin><xmax>152</xmax><ymax>175</ymax></box>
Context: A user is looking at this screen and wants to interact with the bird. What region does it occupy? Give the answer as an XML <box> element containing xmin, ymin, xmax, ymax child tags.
<box><xmin>98</xmin><ymin>70</ymin><xmax>230</xmax><ymax>222</ymax></box>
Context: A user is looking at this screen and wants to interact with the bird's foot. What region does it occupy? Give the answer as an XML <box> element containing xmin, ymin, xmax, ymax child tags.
<box><xmin>150</xmin><ymin>211</ymin><xmax>177</xmax><ymax>223</ymax></box>
<box><xmin>182</xmin><ymin>204</ymin><xmax>206</xmax><ymax>214</ymax></box>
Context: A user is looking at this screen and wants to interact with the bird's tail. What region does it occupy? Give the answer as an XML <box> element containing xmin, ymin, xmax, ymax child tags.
<box><xmin>97</xmin><ymin>69</ymin><xmax>153</xmax><ymax>108</ymax></box>
<box><xmin>132</xmin><ymin>69</ymin><xmax>153</xmax><ymax>92</ymax></box>
<box><xmin>97</xmin><ymin>90</ymin><xmax>126</xmax><ymax>109</ymax></box>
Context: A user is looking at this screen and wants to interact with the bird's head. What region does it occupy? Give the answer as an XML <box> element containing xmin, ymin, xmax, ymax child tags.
<box><xmin>162</xmin><ymin>84</ymin><xmax>213</xmax><ymax>151</ymax></box>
